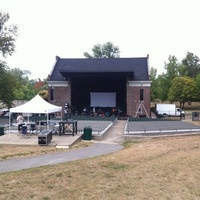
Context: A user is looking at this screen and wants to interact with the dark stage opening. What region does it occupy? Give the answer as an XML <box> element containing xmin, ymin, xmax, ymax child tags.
<box><xmin>70</xmin><ymin>73</ymin><xmax>127</xmax><ymax>116</ymax></box>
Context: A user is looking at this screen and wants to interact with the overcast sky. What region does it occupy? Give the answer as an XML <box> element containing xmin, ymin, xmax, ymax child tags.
<box><xmin>1</xmin><ymin>0</ymin><xmax>200</xmax><ymax>79</ymax></box>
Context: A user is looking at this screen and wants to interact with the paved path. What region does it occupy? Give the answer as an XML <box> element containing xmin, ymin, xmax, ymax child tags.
<box><xmin>0</xmin><ymin>143</ymin><xmax>123</xmax><ymax>173</ymax></box>
<box><xmin>0</xmin><ymin>120</ymin><xmax>125</xmax><ymax>173</ymax></box>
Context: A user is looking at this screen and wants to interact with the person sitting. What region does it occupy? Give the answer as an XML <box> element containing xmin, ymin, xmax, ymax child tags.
<box><xmin>82</xmin><ymin>107</ymin><xmax>87</xmax><ymax>116</ymax></box>
<box><xmin>98</xmin><ymin>108</ymin><xmax>104</xmax><ymax>117</ymax></box>
<box><xmin>112</xmin><ymin>108</ymin><xmax>117</xmax><ymax>116</ymax></box>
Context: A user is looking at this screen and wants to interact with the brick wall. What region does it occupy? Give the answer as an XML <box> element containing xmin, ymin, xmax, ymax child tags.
<box><xmin>48</xmin><ymin>81</ymin><xmax>71</xmax><ymax>111</ymax></box>
<box><xmin>127</xmin><ymin>83</ymin><xmax>151</xmax><ymax>117</ymax></box>
<box><xmin>49</xmin><ymin>80</ymin><xmax>151</xmax><ymax>118</ymax></box>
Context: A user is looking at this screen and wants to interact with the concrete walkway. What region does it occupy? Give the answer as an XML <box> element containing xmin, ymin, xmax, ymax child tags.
<box><xmin>0</xmin><ymin>131</ymin><xmax>83</xmax><ymax>147</ymax></box>
<box><xmin>102</xmin><ymin>120</ymin><xmax>126</xmax><ymax>143</ymax></box>
<box><xmin>0</xmin><ymin>120</ymin><xmax>125</xmax><ymax>173</ymax></box>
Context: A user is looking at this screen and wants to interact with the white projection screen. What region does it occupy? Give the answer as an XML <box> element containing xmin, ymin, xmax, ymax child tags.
<box><xmin>90</xmin><ymin>92</ymin><xmax>116</xmax><ymax>107</ymax></box>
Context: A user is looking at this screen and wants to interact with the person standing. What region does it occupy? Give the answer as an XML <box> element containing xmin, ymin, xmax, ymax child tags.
<box><xmin>16</xmin><ymin>113</ymin><xmax>24</xmax><ymax>134</ymax></box>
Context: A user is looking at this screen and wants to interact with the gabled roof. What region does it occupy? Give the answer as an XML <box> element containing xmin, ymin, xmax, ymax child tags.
<box><xmin>49</xmin><ymin>56</ymin><xmax>149</xmax><ymax>81</ymax></box>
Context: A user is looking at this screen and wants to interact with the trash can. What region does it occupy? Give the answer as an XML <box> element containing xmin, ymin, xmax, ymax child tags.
<box><xmin>0</xmin><ymin>125</ymin><xmax>4</xmax><ymax>136</ymax></box>
<box><xmin>21</xmin><ymin>125</ymin><xmax>27</xmax><ymax>134</ymax></box>
<box><xmin>192</xmin><ymin>112</ymin><xmax>199</xmax><ymax>121</ymax></box>
<box><xmin>83</xmin><ymin>127</ymin><xmax>92</xmax><ymax>140</ymax></box>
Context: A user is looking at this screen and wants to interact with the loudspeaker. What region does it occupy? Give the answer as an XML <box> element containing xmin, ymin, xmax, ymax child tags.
<box><xmin>140</xmin><ymin>89</ymin><xmax>144</xmax><ymax>101</ymax></box>
<box><xmin>50</xmin><ymin>88</ymin><xmax>54</xmax><ymax>100</ymax></box>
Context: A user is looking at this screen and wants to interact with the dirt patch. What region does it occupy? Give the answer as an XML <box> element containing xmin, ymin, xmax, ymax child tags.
<box><xmin>0</xmin><ymin>141</ymin><xmax>92</xmax><ymax>160</ymax></box>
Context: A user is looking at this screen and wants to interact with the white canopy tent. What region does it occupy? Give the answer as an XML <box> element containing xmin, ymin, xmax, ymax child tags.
<box><xmin>10</xmin><ymin>94</ymin><xmax>62</xmax><ymax>114</ymax></box>
<box><xmin>9</xmin><ymin>94</ymin><xmax>62</xmax><ymax>134</ymax></box>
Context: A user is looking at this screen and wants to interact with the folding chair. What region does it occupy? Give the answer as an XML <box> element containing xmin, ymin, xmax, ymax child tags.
<box><xmin>21</xmin><ymin>125</ymin><xmax>30</xmax><ymax>138</ymax></box>
<box><xmin>30</xmin><ymin>123</ymin><xmax>36</xmax><ymax>134</ymax></box>
<box><xmin>52</xmin><ymin>124</ymin><xmax>59</xmax><ymax>135</ymax></box>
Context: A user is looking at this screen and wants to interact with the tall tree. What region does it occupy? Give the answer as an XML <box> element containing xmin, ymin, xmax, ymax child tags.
<box><xmin>84</xmin><ymin>42</ymin><xmax>120</xmax><ymax>58</ymax></box>
<box><xmin>9</xmin><ymin>68</ymin><xmax>31</xmax><ymax>85</ymax></box>
<box><xmin>0</xmin><ymin>61</ymin><xmax>19</xmax><ymax>107</ymax></box>
<box><xmin>153</xmin><ymin>55</ymin><xmax>180</xmax><ymax>103</ymax></box>
<box><xmin>164</xmin><ymin>55</ymin><xmax>179</xmax><ymax>79</ymax></box>
<box><xmin>168</xmin><ymin>76</ymin><xmax>196</xmax><ymax>108</ymax></box>
<box><xmin>0</xmin><ymin>11</ymin><xmax>18</xmax><ymax>57</ymax></box>
<box><xmin>162</xmin><ymin>55</ymin><xmax>180</xmax><ymax>100</ymax></box>
<box><xmin>150</xmin><ymin>67</ymin><xmax>159</xmax><ymax>101</ymax></box>
<box><xmin>9</xmin><ymin>68</ymin><xmax>42</xmax><ymax>100</ymax></box>
<box><xmin>178</xmin><ymin>52</ymin><xmax>200</xmax><ymax>78</ymax></box>
<box><xmin>156</xmin><ymin>74</ymin><xmax>169</xmax><ymax>102</ymax></box>
<box><xmin>194</xmin><ymin>74</ymin><xmax>200</xmax><ymax>101</ymax></box>
<box><xmin>0</xmin><ymin>11</ymin><xmax>19</xmax><ymax>107</ymax></box>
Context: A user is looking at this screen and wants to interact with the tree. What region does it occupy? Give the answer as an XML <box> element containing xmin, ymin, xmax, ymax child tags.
<box><xmin>168</xmin><ymin>76</ymin><xmax>196</xmax><ymax>108</ymax></box>
<box><xmin>34</xmin><ymin>78</ymin><xmax>48</xmax><ymax>100</ymax></box>
<box><xmin>0</xmin><ymin>61</ymin><xmax>20</xmax><ymax>107</ymax></box>
<box><xmin>178</xmin><ymin>52</ymin><xmax>200</xmax><ymax>78</ymax></box>
<box><xmin>9</xmin><ymin>68</ymin><xmax>37</xmax><ymax>100</ymax></box>
<box><xmin>38</xmin><ymin>90</ymin><xmax>48</xmax><ymax>101</ymax></box>
<box><xmin>161</xmin><ymin>55</ymin><xmax>180</xmax><ymax>101</ymax></box>
<box><xmin>151</xmin><ymin>55</ymin><xmax>183</xmax><ymax>103</ymax></box>
<box><xmin>9</xmin><ymin>68</ymin><xmax>31</xmax><ymax>85</ymax></box>
<box><xmin>0</xmin><ymin>11</ymin><xmax>18</xmax><ymax>57</ymax></box>
<box><xmin>84</xmin><ymin>42</ymin><xmax>120</xmax><ymax>58</ymax></box>
<box><xmin>0</xmin><ymin>11</ymin><xmax>18</xmax><ymax>107</ymax></box>
<box><xmin>34</xmin><ymin>78</ymin><xmax>47</xmax><ymax>92</ymax></box>
<box><xmin>194</xmin><ymin>74</ymin><xmax>200</xmax><ymax>101</ymax></box>
<box><xmin>164</xmin><ymin>55</ymin><xmax>179</xmax><ymax>79</ymax></box>
<box><xmin>150</xmin><ymin>67</ymin><xmax>159</xmax><ymax>101</ymax></box>
<box><xmin>156</xmin><ymin>74</ymin><xmax>169</xmax><ymax>102</ymax></box>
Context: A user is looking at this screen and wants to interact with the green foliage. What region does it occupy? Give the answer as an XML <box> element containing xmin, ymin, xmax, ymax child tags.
<box><xmin>152</xmin><ymin>55</ymin><xmax>180</xmax><ymax>102</ymax></box>
<box><xmin>150</xmin><ymin>67</ymin><xmax>159</xmax><ymax>101</ymax></box>
<box><xmin>0</xmin><ymin>65</ymin><xmax>20</xmax><ymax>107</ymax></box>
<box><xmin>156</xmin><ymin>74</ymin><xmax>169</xmax><ymax>102</ymax></box>
<box><xmin>0</xmin><ymin>11</ymin><xmax>47</xmax><ymax>106</ymax></box>
<box><xmin>164</xmin><ymin>55</ymin><xmax>179</xmax><ymax>79</ymax></box>
<box><xmin>0</xmin><ymin>11</ymin><xmax>18</xmax><ymax>57</ymax></box>
<box><xmin>168</xmin><ymin>76</ymin><xmax>196</xmax><ymax>107</ymax></box>
<box><xmin>9</xmin><ymin>68</ymin><xmax>36</xmax><ymax>100</ymax></box>
<box><xmin>0</xmin><ymin>11</ymin><xmax>19</xmax><ymax>107</ymax></box>
<box><xmin>9</xmin><ymin>68</ymin><xmax>31</xmax><ymax>85</ymax></box>
<box><xmin>84</xmin><ymin>42</ymin><xmax>120</xmax><ymax>58</ymax></box>
<box><xmin>178</xmin><ymin>52</ymin><xmax>200</xmax><ymax>78</ymax></box>
<box><xmin>151</xmin><ymin>53</ymin><xmax>200</xmax><ymax>104</ymax></box>
<box><xmin>194</xmin><ymin>74</ymin><xmax>200</xmax><ymax>101</ymax></box>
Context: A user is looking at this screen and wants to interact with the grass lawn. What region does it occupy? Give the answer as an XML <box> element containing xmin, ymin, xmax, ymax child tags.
<box><xmin>1</xmin><ymin>105</ymin><xmax>200</xmax><ymax>199</ymax></box>
<box><xmin>0</xmin><ymin>135</ymin><xmax>200</xmax><ymax>200</ymax></box>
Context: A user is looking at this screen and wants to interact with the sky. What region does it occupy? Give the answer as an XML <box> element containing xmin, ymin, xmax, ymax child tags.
<box><xmin>1</xmin><ymin>0</ymin><xmax>200</xmax><ymax>80</ymax></box>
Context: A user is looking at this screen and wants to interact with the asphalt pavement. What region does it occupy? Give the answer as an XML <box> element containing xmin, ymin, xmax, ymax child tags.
<box><xmin>0</xmin><ymin>143</ymin><xmax>123</xmax><ymax>173</ymax></box>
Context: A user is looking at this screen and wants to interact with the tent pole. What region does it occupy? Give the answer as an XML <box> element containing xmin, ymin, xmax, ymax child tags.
<box><xmin>8</xmin><ymin>112</ymin><xmax>11</xmax><ymax>138</ymax></box>
<box><xmin>47</xmin><ymin>114</ymin><xmax>48</xmax><ymax>129</ymax></box>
